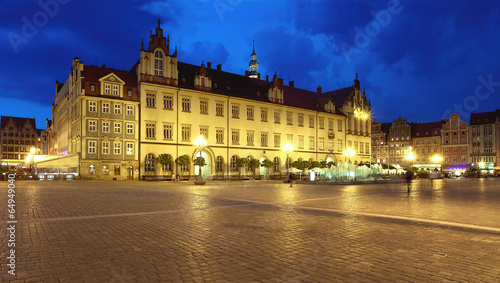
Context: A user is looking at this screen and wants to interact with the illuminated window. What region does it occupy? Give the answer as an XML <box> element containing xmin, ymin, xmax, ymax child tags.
<box><xmin>154</xmin><ymin>50</ymin><xmax>164</xmax><ymax>76</ymax></box>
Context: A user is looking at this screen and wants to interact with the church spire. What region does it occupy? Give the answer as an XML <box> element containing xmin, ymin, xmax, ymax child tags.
<box><xmin>248</xmin><ymin>37</ymin><xmax>259</xmax><ymax>79</ymax></box>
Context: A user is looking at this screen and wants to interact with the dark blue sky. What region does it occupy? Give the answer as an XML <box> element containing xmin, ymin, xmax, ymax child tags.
<box><xmin>1</xmin><ymin>0</ymin><xmax>500</xmax><ymax>128</ymax></box>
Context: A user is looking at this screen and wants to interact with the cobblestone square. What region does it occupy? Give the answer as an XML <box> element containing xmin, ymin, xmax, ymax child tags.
<box><xmin>1</xmin><ymin>178</ymin><xmax>500</xmax><ymax>282</ymax></box>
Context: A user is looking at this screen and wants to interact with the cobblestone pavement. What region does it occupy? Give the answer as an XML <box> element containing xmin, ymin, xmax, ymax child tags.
<box><xmin>1</xmin><ymin>178</ymin><xmax>500</xmax><ymax>282</ymax></box>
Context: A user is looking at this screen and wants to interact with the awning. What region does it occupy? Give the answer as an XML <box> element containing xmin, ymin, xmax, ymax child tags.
<box><xmin>35</xmin><ymin>154</ymin><xmax>79</xmax><ymax>168</ymax></box>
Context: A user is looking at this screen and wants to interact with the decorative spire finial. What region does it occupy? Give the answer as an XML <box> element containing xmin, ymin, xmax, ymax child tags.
<box><xmin>158</xmin><ymin>18</ymin><xmax>161</xmax><ymax>28</ymax></box>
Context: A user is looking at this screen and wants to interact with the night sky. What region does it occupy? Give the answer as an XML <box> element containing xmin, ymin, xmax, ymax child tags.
<box><xmin>1</xmin><ymin>0</ymin><xmax>500</xmax><ymax>129</ymax></box>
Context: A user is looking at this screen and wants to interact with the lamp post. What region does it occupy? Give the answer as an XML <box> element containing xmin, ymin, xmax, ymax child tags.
<box><xmin>282</xmin><ymin>143</ymin><xmax>294</xmax><ymax>175</ymax></box>
<box><xmin>193</xmin><ymin>136</ymin><xmax>207</xmax><ymax>185</ymax></box>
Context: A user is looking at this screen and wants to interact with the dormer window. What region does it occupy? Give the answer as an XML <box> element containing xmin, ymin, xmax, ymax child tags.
<box><xmin>154</xmin><ymin>50</ymin><xmax>164</xmax><ymax>76</ymax></box>
<box><xmin>127</xmin><ymin>90</ymin><xmax>132</xmax><ymax>97</ymax></box>
<box><xmin>112</xmin><ymin>85</ymin><xmax>119</xmax><ymax>95</ymax></box>
<box><xmin>201</xmin><ymin>77</ymin><xmax>205</xmax><ymax>87</ymax></box>
<box><xmin>105</xmin><ymin>84</ymin><xmax>111</xmax><ymax>94</ymax></box>
<box><xmin>90</xmin><ymin>85</ymin><xmax>95</xmax><ymax>92</ymax></box>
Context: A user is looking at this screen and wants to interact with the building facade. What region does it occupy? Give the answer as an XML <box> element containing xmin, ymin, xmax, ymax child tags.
<box><xmin>412</xmin><ymin>121</ymin><xmax>444</xmax><ymax>171</ymax></box>
<box><xmin>441</xmin><ymin>113</ymin><xmax>469</xmax><ymax>176</ymax></box>
<box><xmin>50</xmin><ymin>58</ymin><xmax>140</xmax><ymax>180</ymax></box>
<box><xmin>371</xmin><ymin>121</ymin><xmax>390</xmax><ymax>164</ymax></box>
<box><xmin>387</xmin><ymin>117</ymin><xmax>413</xmax><ymax>167</ymax></box>
<box><xmin>137</xmin><ymin>23</ymin><xmax>371</xmax><ymax>180</ymax></box>
<box><xmin>469</xmin><ymin>110</ymin><xmax>500</xmax><ymax>176</ymax></box>
<box><xmin>0</xmin><ymin>116</ymin><xmax>42</xmax><ymax>168</ymax></box>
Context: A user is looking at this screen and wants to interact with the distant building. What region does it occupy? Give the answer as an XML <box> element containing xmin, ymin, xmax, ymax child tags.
<box><xmin>0</xmin><ymin>115</ymin><xmax>43</xmax><ymax>167</ymax></box>
<box><xmin>441</xmin><ymin>113</ymin><xmax>469</xmax><ymax>176</ymax></box>
<box><xmin>469</xmin><ymin>109</ymin><xmax>500</xmax><ymax>176</ymax></box>
<box><xmin>387</xmin><ymin>117</ymin><xmax>413</xmax><ymax>167</ymax></box>
<box><xmin>371</xmin><ymin>120</ymin><xmax>391</xmax><ymax>164</ymax></box>
<box><xmin>412</xmin><ymin>121</ymin><xmax>445</xmax><ymax>171</ymax></box>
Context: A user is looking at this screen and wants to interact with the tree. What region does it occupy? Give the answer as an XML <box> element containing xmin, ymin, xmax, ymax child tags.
<box><xmin>248</xmin><ymin>158</ymin><xmax>260</xmax><ymax>178</ymax></box>
<box><xmin>194</xmin><ymin>156</ymin><xmax>206</xmax><ymax>167</ymax></box>
<box><xmin>155</xmin><ymin>154</ymin><xmax>172</xmax><ymax>176</ymax></box>
<box><xmin>310</xmin><ymin>161</ymin><xmax>319</xmax><ymax>169</ymax></box>
<box><xmin>319</xmin><ymin>160</ymin><xmax>327</xmax><ymax>168</ymax></box>
<box><xmin>326</xmin><ymin>161</ymin><xmax>335</xmax><ymax>168</ymax></box>
<box><xmin>175</xmin><ymin>155</ymin><xmax>191</xmax><ymax>173</ymax></box>
<box><xmin>260</xmin><ymin>158</ymin><xmax>273</xmax><ymax>178</ymax></box>
<box><xmin>236</xmin><ymin>158</ymin><xmax>248</xmax><ymax>178</ymax></box>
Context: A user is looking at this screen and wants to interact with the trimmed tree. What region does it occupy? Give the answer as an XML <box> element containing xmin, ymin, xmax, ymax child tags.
<box><xmin>236</xmin><ymin>158</ymin><xmax>249</xmax><ymax>179</ymax></box>
<box><xmin>193</xmin><ymin>156</ymin><xmax>206</xmax><ymax>177</ymax></box>
<box><xmin>175</xmin><ymin>155</ymin><xmax>191</xmax><ymax>175</ymax></box>
<box><xmin>248</xmin><ymin>158</ymin><xmax>261</xmax><ymax>178</ymax></box>
<box><xmin>155</xmin><ymin>154</ymin><xmax>173</xmax><ymax>176</ymax></box>
<box><xmin>319</xmin><ymin>160</ymin><xmax>327</xmax><ymax>168</ymax></box>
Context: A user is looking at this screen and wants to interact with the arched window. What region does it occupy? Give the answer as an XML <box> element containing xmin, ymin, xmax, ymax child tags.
<box><xmin>215</xmin><ymin>156</ymin><xmax>223</xmax><ymax>172</ymax></box>
<box><xmin>145</xmin><ymin>153</ymin><xmax>156</xmax><ymax>171</ymax></box>
<box><xmin>154</xmin><ymin>50</ymin><xmax>164</xmax><ymax>76</ymax></box>
<box><xmin>230</xmin><ymin>155</ymin><xmax>238</xmax><ymax>171</ymax></box>
<box><xmin>163</xmin><ymin>154</ymin><xmax>172</xmax><ymax>171</ymax></box>
<box><xmin>286</xmin><ymin>157</ymin><xmax>292</xmax><ymax>170</ymax></box>
<box><xmin>273</xmin><ymin>157</ymin><xmax>280</xmax><ymax>172</ymax></box>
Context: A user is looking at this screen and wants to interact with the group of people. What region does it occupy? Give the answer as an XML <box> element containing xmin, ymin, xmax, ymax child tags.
<box><xmin>171</xmin><ymin>174</ymin><xmax>181</xmax><ymax>182</ymax></box>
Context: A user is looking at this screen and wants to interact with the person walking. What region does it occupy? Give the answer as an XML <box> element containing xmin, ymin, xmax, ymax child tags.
<box><xmin>405</xmin><ymin>169</ymin><xmax>413</xmax><ymax>192</ymax></box>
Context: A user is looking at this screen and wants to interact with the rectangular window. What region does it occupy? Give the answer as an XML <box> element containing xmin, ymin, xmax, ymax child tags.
<box><xmin>126</xmin><ymin>142</ymin><xmax>134</xmax><ymax>155</ymax></box>
<box><xmin>112</xmin><ymin>85</ymin><xmax>119</xmax><ymax>95</ymax></box>
<box><xmin>88</xmin><ymin>120</ymin><xmax>96</xmax><ymax>132</ymax></box>
<box><xmin>126</xmin><ymin>123</ymin><xmax>133</xmax><ymax>135</ymax></box>
<box><xmin>162</xmin><ymin>95</ymin><xmax>172</xmax><ymax>110</ymax></box>
<box><xmin>247</xmin><ymin>107</ymin><xmax>254</xmax><ymax>120</ymax></box>
<box><xmin>146</xmin><ymin>123</ymin><xmax>155</xmax><ymax>139</ymax></box>
<box><xmin>286</xmin><ymin>112</ymin><xmax>293</xmax><ymax>125</ymax></box>
<box><xmin>461</xmin><ymin>155</ymin><xmax>466</xmax><ymax>162</ymax></box>
<box><xmin>163</xmin><ymin>124</ymin><xmax>173</xmax><ymax>140</ymax></box>
<box><xmin>309</xmin><ymin>116</ymin><xmax>314</xmax><ymax>128</ymax></box>
<box><xmin>319</xmin><ymin>138</ymin><xmax>325</xmax><ymax>150</ymax></box>
<box><xmin>216</xmin><ymin>102</ymin><xmax>224</xmax><ymax>116</ymax></box>
<box><xmin>216</xmin><ymin>129</ymin><xmax>224</xmax><ymax>144</ymax></box>
<box><xmin>261</xmin><ymin>132</ymin><xmax>268</xmax><ymax>147</ymax></box>
<box><xmin>337</xmin><ymin>140</ymin><xmax>343</xmax><ymax>151</ymax></box>
<box><xmin>328</xmin><ymin>139</ymin><xmax>334</xmax><ymax>151</ymax></box>
<box><xmin>298</xmin><ymin>136</ymin><xmax>304</xmax><ymax>149</ymax></box>
<box><xmin>200</xmin><ymin>127</ymin><xmax>208</xmax><ymax>139</ymax></box>
<box><xmin>309</xmin><ymin>137</ymin><xmax>315</xmax><ymax>150</ymax></box>
<box><xmin>200</xmin><ymin>100</ymin><xmax>208</xmax><ymax>114</ymax></box>
<box><xmin>114</xmin><ymin>122</ymin><xmax>121</xmax><ymax>133</ymax></box>
<box><xmin>181</xmin><ymin>126</ymin><xmax>191</xmax><ymax>141</ymax></box>
<box><xmin>261</xmin><ymin>109</ymin><xmax>268</xmax><ymax>122</ymax></box>
<box><xmin>328</xmin><ymin>119</ymin><xmax>334</xmax><ymax>130</ymax></box>
<box><xmin>319</xmin><ymin>118</ymin><xmax>324</xmax><ymax>129</ymax></box>
<box><xmin>298</xmin><ymin>114</ymin><xmax>304</xmax><ymax>126</ymax></box>
<box><xmin>102</xmin><ymin>165</ymin><xmax>109</xmax><ymax>175</ymax></box>
<box><xmin>452</xmin><ymin>156</ymin><xmax>457</xmax><ymax>162</ymax></box>
<box><xmin>286</xmin><ymin>134</ymin><xmax>292</xmax><ymax>144</ymax></box>
<box><xmin>105</xmin><ymin>84</ymin><xmax>111</xmax><ymax>94</ymax></box>
<box><xmin>102</xmin><ymin>103</ymin><xmax>109</xmax><ymax>113</ymax></box>
<box><xmin>338</xmin><ymin>120</ymin><xmax>343</xmax><ymax>132</ymax></box>
<box><xmin>88</xmin><ymin>140</ymin><xmax>96</xmax><ymax>154</ymax></box>
<box><xmin>102</xmin><ymin>141</ymin><xmax>109</xmax><ymax>154</ymax></box>
<box><xmin>146</xmin><ymin>93</ymin><xmax>156</xmax><ymax>108</ymax></box>
<box><xmin>274</xmin><ymin>133</ymin><xmax>280</xmax><ymax>147</ymax></box>
<box><xmin>182</xmin><ymin>98</ymin><xmax>191</xmax><ymax>112</ymax></box>
<box><xmin>126</xmin><ymin>105</ymin><xmax>133</xmax><ymax>115</ymax></box>
<box><xmin>247</xmin><ymin>131</ymin><xmax>254</xmax><ymax>146</ymax></box>
<box><xmin>274</xmin><ymin>111</ymin><xmax>280</xmax><ymax>124</ymax></box>
<box><xmin>232</xmin><ymin>105</ymin><xmax>239</xmax><ymax>118</ymax></box>
<box><xmin>102</xmin><ymin>121</ymin><xmax>109</xmax><ymax>133</ymax></box>
<box><xmin>89</xmin><ymin>101</ymin><xmax>96</xmax><ymax>112</ymax></box>
<box><xmin>232</xmin><ymin>130</ymin><xmax>239</xmax><ymax>145</ymax></box>
<box><xmin>114</xmin><ymin>104</ymin><xmax>121</xmax><ymax>114</ymax></box>
<box><xmin>114</xmin><ymin>142</ymin><xmax>121</xmax><ymax>154</ymax></box>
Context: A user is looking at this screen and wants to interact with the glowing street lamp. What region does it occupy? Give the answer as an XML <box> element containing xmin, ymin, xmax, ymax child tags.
<box><xmin>431</xmin><ymin>155</ymin><xmax>442</xmax><ymax>172</ymax></box>
<box><xmin>343</xmin><ymin>148</ymin><xmax>355</xmax><ymax>163</ymax></box>
<box><xmin>193</xmin><ymin>136</ymin><xmax>207</xmax><ymax>185</ymax></box>
<box><xmin>282</xmin><ymin>143</ymin><xmax>294</xmax><ymax>175</ymax></box>
<box><xmin>405</xmin><ymin>146</ymin><xmax>416</xmax><ymax>170</ymax></box>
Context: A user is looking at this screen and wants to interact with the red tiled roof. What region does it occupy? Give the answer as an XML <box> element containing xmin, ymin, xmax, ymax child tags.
<box><xmin>83</xmin><ymin>65</ymin><xmax>137</xmax><ymax>87</ymax></box>
<box><xmin>469</xmin><ymin>109</ymin><xmax>500</xmax><ymax>125</ymax></box>
<box><xmin>412</xmin><ymin>121</ymin><xmax>444</xmax><ymax>138</ymax></box>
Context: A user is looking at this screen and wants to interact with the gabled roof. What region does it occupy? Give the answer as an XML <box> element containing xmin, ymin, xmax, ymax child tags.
<box><xmin>1</xmin><ymin>116</ymin><xmax>37</xmax><ymax>131</ymax></box>
<box><xmin>413</xmin><ymin>121</ymin><xmax>444</xmax><ymax>138</ymax></box>
<box><xmin>83</xmin><ymin>65</ymin><xmax>138</xmax><ymax>87</ymax></box>
<box><xmin>177</xmin><ymin>62</ymin><xmax>347</xmax><ymax>115</ymax></box>
<box><xmin>469</xmin><ymin>109</ymin><xmax>500</xmax><ymax>125</ymax></box>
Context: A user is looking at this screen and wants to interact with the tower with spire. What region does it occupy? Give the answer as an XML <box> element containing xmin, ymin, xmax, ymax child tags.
<box><xmin>248</xmin><ymin>38</ymin><xmax>260</xmax><ymax>79</ymax></box>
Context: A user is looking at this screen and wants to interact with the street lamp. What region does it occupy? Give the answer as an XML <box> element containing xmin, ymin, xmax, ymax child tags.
<box><xmin>193</xmin><ymin>136</ymin><xmax>207</xmax><ymax>185</ymax></box>
<box><xmin>405</xmin><ymin>146</ymin><xmax>416</xmax><ymax>171</ymax></box>
<box><xmin>282</xmin><ymin>143</ymin><xmax>294</xmax><ymax>175</ymax></box>
<box><xmin>431</xmin><ymin>155</ymin><xmax>442</xmax><ymax>172</ymax></box>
